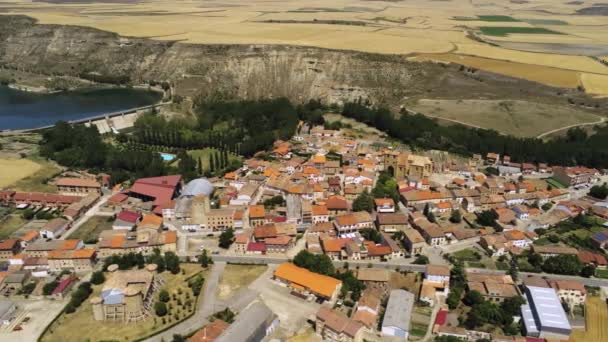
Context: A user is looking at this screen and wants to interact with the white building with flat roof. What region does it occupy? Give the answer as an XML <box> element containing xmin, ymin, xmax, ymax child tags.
<box><xmin>521</xmin><ymin>285</ymin><xmax>572</xmax><ymax>340</ymax></box>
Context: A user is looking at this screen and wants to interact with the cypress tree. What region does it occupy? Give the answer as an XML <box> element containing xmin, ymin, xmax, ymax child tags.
<box><xmin>210</xmin><ymin>152</ymin><xmax>216</xmax><ymax>172</ymax></box>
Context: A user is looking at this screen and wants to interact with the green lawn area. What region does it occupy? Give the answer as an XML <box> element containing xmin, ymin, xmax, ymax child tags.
<box><xmin>217</xmin><ymin>264</ymin><xmax>267</xmax><ymax>300</ymax></box>
<box><xmin>496</xmin><ymin>261</ymin><xmax>509</xmax><ymax>270</ymax></box>
<box><xmin>546</xmin><ymin>178</ymin><xmax>567</xmax><ymax>189</ymax></box>
<box><xmin>595</xmin><ymin>269</ymin><xmax>608</xmax><ymax>279</ymax></box>
<box><xmin>67</xmin><ymin>216</ymin><xmax>113</xmax><ymax>243</ymax></box>
<box><xmin>410</xmin><ymin>322</ymin><xmax>428</xmax><ymax>337</ymax></box>
<box><xmin>0</xmin><ymin>214</ymin><xmax>26</xmax><ymax>239</ymax></box>
<box><xmin>452</xmin><ymin>248</ymin><xmax>481</xmax><ymax>261</ymax></box>
<box><xmin>11</xmin><ymin>158</ymin><xmax>63</xmax><ymax>193</ymax></box>
<box><xmin>480</xmin><ymin>26</ymin><xmax>564</xmax><ymax>37</ymax></box>
<box><xmin>41</xmin><ymin>263</ymin><xmax>206</xmax><ymax>342</ymax></box>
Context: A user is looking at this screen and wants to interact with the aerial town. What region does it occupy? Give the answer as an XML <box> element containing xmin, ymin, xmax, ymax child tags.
<box><xmin>1</xmin><ymin>117</ymin><xmax>608</xmax><ymax>342</ymax></box>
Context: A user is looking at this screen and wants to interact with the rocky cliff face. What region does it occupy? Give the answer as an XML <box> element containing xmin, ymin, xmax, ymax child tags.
<box><xmin>0</xmin><ymin>15</ymin><xmax>597</xmax><ymax>107</ymax></box>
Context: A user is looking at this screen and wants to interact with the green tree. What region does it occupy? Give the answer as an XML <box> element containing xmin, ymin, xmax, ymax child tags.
<box><xmin>413</xmin><ymin>255</ymin><xmax>429</xmax><ymax>265</ymax></box>
<box><xmin>164</xmin><ymin>252</ymin><xmax>181</xmax><ymax>274</ymax></box>
<box><xmin>463</xmin><ymin>290</ymin><xmax>484</xmax><ymax>306</ymax></box>
<box><xmin>198</xmin><ymin>249</ymin><xmax>213</xmax><ymax>268</ymax></box>
<box><xmin>359</xmin><ymin>228</ymin><xmax>382</xmax><ymax>243</ymax></box>
<box><xmin>159</xmin><ymin>289</ymin><xmax>170</xmax><ymax>302</ymax></box>
<box><xmin>352</xmin><ymin>189</ymin><xmax>374</xmax><ymax>213</ymax></box>
<box><xmin>542</xmin><ymin>254</ymin><xmax>582</xmax><ymax>275</ymax></box>
<box><xmin>43</xmin><ymin>281</ymin><xmax>59</xmax><ymax>296</ymax></box>
<box><xmin>476</xmin><ymin>210</ymin><xmax>498</xmax><ymax>226</ymax></box>
<box><xmin>155</xmin><ymin>301</ymin><xmax>168</xmax><ymax>316</ymax></box>
<box><xmin>90</xmin><ymin>271</ymin><xmax>105</xmax><ymax>285</ymax></box>
<box><xmin>449</xmin><ymin>209</ymin><xmax>462</xmax><ymax>223</ymax></box>
<box><xmin>589</xmin><ymin>183</ymin><xmax>608</xmax><ymax>199</ymax></box>
<box><xmin>447</xmin><ymin>287</ymin><xmax>462</xmax><ymax>309</ymax></box>
<box><xmin>219</xmin><ymin>228</ymin><xmax>235</xmax><ymax>249</ymax></box>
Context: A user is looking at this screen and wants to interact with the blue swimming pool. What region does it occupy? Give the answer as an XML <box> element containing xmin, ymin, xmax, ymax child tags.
<box><xmin>159</xmin><ymin>152</ymin><xmax>176</xmax><ymax>161</ymax></box>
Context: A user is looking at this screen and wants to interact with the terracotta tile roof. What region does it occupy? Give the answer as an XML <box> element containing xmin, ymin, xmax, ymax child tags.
<box><xmin>364</xmin><ymin>241</ymin><xmax>392</xmax><ymax>257</ymax></box>
<box><xmin>374</xmin><ymin>198</ymin><xmax>395</xmax><ymax>206</ymax></box>
<box><xmin>248</xmin><ymin>205</ymin><xmax>266</xmax><ymax>219</ymax></box>
<box><xmin>48</xmin><ymin>248</ymin><xmax>95</xmax><ymax>259</ymax></box>
<box><xmin>163</xmin><ymin>231</ymin><xmax>177</xmax><ymax>244</ymax></box>
<box><xmin>110</xmin><ymin>235</ymin><xmax>126</xmax><ymax>248</ymax></box>
<box><xmin>312</xmin><ymin>205</ymin><xmax>328</xmax><ymax>216</ymax></box>
<box><xmin>275</xmin><ymin>263</ymin><xmax>341</xmax><ymax>298</ymax></box>
<box><xmin>549</xmin><ymin>279</ymin><xmax>586</xmax><ymax>294</ymax></box>
<box><xmin>247</xmin><ymin>242</ymin><xmax>266</xmax><ymax>252</ymax></box>
<box><xmin>139</xmin><ymin>214</ymin><xmax>162</xmax><ymax>228</ymax></box>
<box><xmin>322</xmin><ymin>238</ymin><xmax>349</xmax><ymax>253</ymax></box>
<box><xmin>504</xmin><ymin>230</ymin><xmax>526</xmax><ymax>240</ymax></box>
<box><xmin>61</xmin><ymin>239</ymin><xmax>81</xmax><ymax>250</ymax></box>
<box><xmin>188</xmin><ymin>319</ymin><xmax>230</xmax><ymax>342</ymax></box>
<box><xmin>352</xmin><ymin>309</ymin><xmax>376</xmax><ymax>328</ymax></box>
<box><xmin>312</xmin><ymin>154</ymin><xmax>326</xmax><ymax>164</ymax></box>
<box><xmin>310</xmin><ymin>222</ymin><xmax>334</xmax><ymax>234</ymax></box>
<box><xmin>335</xmin><ymin>214</ymin><xmax>357</xmax><ymax>226</ymax></box>
<box><xmin>316</xmin><ymin>307</ymin><xmax>363</xmax><ymax>338</ymax></box>
<box><xmin>117</xmin><ymin>210</ymin><xmax>140</xmax><ymax>223</ymax></box>
<box><xmin>254</xmin><ymin>224</ymin><xmax>278</xmax><ymax>239</ymax></box>
<box><xmin>326</xmin><ymin>195</ymin><xmax>348</xmax><ymax>210</ymax></box>
<box><xmin>55</xmin><ymin>177</ymin><xmax>100</xmax><ymax>188</ymax></box>
<box><xmin>377</xmin><ymin>213</ymin><xmax>407</xmax><ymax>225</ymax></box>
<box><xmin>265</xmin><ymin>236</ymin><xmax>292</xmax><ymax>246</ymax></box>
<box><xmin>0</xmin><ymin>239</ymin><xmax>20</xmax><ymax>251</ymax></box>
<box><xmin>426</xmin><ymin>264</ymin><xmax>450</xmax><ymax>277</ymax></box>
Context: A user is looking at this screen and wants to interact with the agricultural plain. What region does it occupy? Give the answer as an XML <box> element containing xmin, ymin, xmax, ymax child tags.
<box><xmin>0</xmin><ymin>0</ymin><xmax>607</xmax><ymax>94</ymax></box>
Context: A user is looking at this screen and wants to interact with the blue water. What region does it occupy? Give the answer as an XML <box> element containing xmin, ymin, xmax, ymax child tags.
<box><xmin>0</xmin><ymin>85</ymin><xmax>162</xmax><ymax>130</ymax></box>
<box><xmin>159</xmin><ymin>153</ymin><xmax>176</xmax><ymax>161</ymax></box>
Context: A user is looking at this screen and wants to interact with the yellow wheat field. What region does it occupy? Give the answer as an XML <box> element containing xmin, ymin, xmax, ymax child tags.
<box><xmin>413</xmin><ymin>53</ymin><xmax>581</xmax><ymax>89</ymax></box>
<box><xmin>571</xmin><ymin>297</ymin><xmax>608</xmax><ymax>342</ymax></box>
<box><xmin>580</xmin><ymin>73</ymin><xmax>608</xmax><ymax>97</ymax></box>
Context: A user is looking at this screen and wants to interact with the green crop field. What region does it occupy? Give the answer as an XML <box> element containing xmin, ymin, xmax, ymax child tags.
<box><xmin>523</xmin><ymin>18</ymin><xmax>569</xmax><ymax>25</ymax></box>
<box><xmin>454</xmin><ymin>15</ymin><xmax>520</xmax><ymax>22</ymax></box>
<box><xmin>546</xmin><ymin>178</ymin><xmax>567</xmax><ymax>189</ymax></box>
<box><xmin>477</xmin><ymin>15</ymin><xmax>520</xmax><ymax>22</ymax></box>
<box><xmin>479</xmin><ymin>26</ymin><xmax>563</xmax><ymax>37</ymax></box>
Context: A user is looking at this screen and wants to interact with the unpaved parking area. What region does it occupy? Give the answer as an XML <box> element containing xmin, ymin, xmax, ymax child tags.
<box><xmin>249</xmin><ymin>265</ymin><xmax>321</xmax><ymax>336</ymax></box>
<box><xmin>0</xmin><ymin>299</ymin><xmax>67</xmax><ymax>341</ymax></box>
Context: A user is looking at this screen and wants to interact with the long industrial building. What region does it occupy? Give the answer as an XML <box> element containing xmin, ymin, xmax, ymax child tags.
<box><xmin>521</xmin><ymin>285</ymin><xmax>572</xmax><ymax>340</ymax></box>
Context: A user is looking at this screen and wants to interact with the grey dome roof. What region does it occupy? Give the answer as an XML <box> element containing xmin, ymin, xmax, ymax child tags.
<box><xmin>182</xmin><ymin>178</ymin><xmax>214</xmax><ymax>197</ymax></box>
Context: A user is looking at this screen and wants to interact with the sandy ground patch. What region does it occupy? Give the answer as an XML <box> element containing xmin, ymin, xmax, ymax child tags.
<box><xmin>216</xmin><ymin>264</ymin><xmax>267</xmax><ymax>300</ymax></box>
<box><xmin>410</xmin><ymin>99</ymin><xmax>602</xmax><ymax>137</ymax></box>
<box><xmin>0</xmin><ymin>158</ymin><xmax>41</xmax><ymax>188</ymax></box>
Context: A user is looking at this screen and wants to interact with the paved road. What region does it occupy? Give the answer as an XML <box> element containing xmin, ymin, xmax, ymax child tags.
<box><xmin>212</xmin><ymin>255</ymin><xmax>427</xmax><ymax>272</ymax></box>
<box><xmin>213</xmin><ymin>255</ymin><xmax>608</xmax><ymax>287</ymax></box>
<box><xmin>146</xmin><ymin>262</ymin><xmax>226</xmax><ymax>342</ymax></box>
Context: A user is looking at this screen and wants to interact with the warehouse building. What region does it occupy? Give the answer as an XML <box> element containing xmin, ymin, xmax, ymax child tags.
<box><xmin>521</xmin><ymin>285</ymin><xmax>572</xmax><ymax>340</ymax></box>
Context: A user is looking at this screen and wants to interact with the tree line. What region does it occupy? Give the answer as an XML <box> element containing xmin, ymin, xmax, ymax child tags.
<box><xmin>341</xmin><ymin>100</ymin><xmax>608</xmax><ymax>168</ymax></box>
